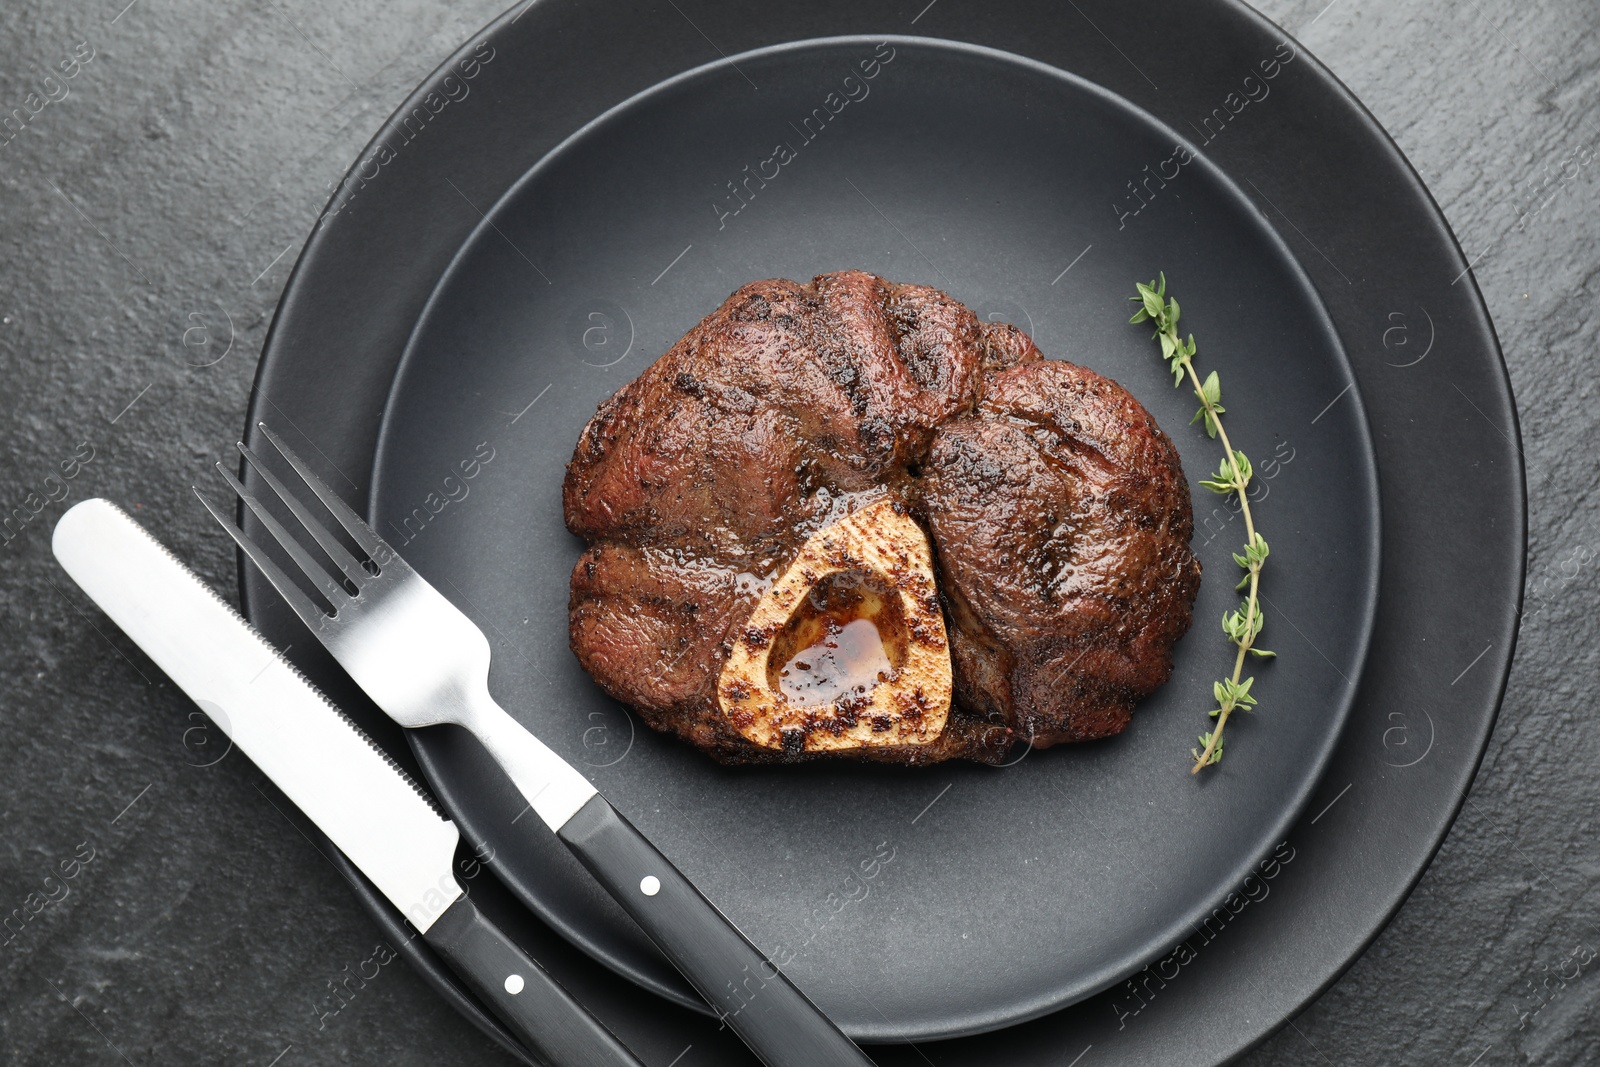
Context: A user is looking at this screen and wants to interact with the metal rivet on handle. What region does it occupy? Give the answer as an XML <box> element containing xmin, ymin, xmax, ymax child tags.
<box><xmin>640</xmin><ymin>875</ymin><xmax>661</xmax><ymax>896</ymax></box>
<box><xmin>504</xmin><ymin>974</ymin><xmax>525</xmax><ymax>995</ymax></box>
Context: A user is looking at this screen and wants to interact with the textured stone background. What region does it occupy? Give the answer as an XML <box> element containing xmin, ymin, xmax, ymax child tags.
<box><xmin>0</xmin><ymin>0</ymin><xmax>1593</xmax><ymax>1064</ymax></box>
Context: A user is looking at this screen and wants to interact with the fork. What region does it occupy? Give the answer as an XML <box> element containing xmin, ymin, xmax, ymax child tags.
<box><xmin>199</xmin><ymin>423</ymin><xmax>875</xmax><ymax>1067</ymax></box>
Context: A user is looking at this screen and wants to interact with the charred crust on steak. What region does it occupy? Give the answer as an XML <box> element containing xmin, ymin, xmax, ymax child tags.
<box><xmin>564</xmin><ymin>270</ymin><xmax>1199</xmax><ymax>765</ymax></box>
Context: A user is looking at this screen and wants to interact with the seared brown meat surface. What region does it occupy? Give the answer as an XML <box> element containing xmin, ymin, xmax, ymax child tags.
<box><xmin>923</xmin><ymin>362</ymin><xmax>1201</xmax><ymax>747</ymax></box>
<box><xmin>564</xmin><ymin>270</ymin><xmax>1199</xmax><ymax>765</ymax></box>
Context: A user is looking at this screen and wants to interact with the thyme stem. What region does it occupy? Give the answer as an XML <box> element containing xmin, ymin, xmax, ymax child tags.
<box><xmin>1180</xmin><ymin>356</ymin><xmax>1261</xmax><ymax>773</ymax></box>
<box><xmin>1128</xmin><ymin>273</ymin><xmax>1274</xmax><ymax>772</ymax></box>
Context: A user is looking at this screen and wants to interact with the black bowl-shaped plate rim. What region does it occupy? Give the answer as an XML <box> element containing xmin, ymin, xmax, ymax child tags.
<box><xmin>237</xmin><ymin>0</ymin><xmax>1522</xmax><ymax>1060</ymax></box>
<box><xmin>366</xmin><ymin>32</ymin><xmax>1382</xmax><ymax>1041</ymax></box>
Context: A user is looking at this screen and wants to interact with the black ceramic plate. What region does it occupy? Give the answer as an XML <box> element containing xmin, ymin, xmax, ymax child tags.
<box><xmin>362</xmin><ymin>34</ymin><xmax>1377</xmax><ymax>1042</ymax></box>
<box><xmin>242</xmin><ymin>1</ymin><xmax>1521</xmax><ymax>1063</ymax></box>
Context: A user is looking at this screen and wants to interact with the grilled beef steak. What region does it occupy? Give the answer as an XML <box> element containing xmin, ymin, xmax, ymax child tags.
<box><xmin>564</xmin><ymin>270</ymin><xmax>1200</xmax><ymax>765</ymax></box>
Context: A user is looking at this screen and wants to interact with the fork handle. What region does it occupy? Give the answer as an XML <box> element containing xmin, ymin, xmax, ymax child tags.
<box><xmin>557</xmin><ymin>796</ymin><xmax>876</xmax><ymax>1067</ymax></box>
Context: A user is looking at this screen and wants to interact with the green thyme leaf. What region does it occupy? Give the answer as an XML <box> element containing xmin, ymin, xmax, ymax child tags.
<box><xmin>1231</xmin><ymin>449</ymin><xmax>1253</xmax><ymax>487</ymax></box>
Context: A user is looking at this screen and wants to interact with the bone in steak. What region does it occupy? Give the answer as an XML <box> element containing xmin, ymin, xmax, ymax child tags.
<box><xmin>564</xmin><ymin>270</ymin><xmax>1200</xmax><ymax>765</ymax></box>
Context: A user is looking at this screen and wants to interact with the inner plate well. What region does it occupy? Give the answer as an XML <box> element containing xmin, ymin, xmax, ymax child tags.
<box><xmin>369</xmin><ymin>36</ymin><xmax>1379</xmax><ymax>1041</ymax></box>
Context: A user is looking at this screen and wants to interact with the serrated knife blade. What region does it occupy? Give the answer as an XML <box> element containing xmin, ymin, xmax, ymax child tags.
<box><xmin>53</xmin><ymin>497</ymin><xmax>463</xmax><ymax>930</ymax></box>
<box><xmin>51</xmin><ymin>498</ymin><xmax>643</xmax><ymax>1067</ymax></box>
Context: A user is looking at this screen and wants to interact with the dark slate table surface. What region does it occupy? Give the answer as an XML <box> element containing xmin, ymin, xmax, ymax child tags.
<box><xmin>1</xmin><ymin>1</ymin><xmax>1594</xmax><ymax>1064</ymax></box>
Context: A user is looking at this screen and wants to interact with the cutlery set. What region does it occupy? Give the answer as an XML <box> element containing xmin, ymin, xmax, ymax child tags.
<box><xmin>52</xmin><ymin>425</ymin><xmax>875</xmax><ymax>1067</ymax></box>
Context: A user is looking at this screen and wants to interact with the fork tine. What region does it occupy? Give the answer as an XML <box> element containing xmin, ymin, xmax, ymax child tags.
<box><xmin>235</xmin><ymin>441</ymin><xmax>372</xmax><ymax>590</ymax></box>
<box><xmin>256</xmin><ymin>424</ymin><xmax>394</xmax><ymax>565</ymax></box>
<box><xmin>193</xmin><ymin>487</ymin><xmax>331</xmax><ymax>633</ymax></box>
<box><xmin>215</xmin><ymin>462</ymin><xmax>351</xmax><ymax>610</ymax></box>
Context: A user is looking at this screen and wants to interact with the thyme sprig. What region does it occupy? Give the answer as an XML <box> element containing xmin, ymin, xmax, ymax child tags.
<box><xmin>1129</xmin><ymin>274</ymin><xmax>1275</xmax><ymax>773</ymax></box>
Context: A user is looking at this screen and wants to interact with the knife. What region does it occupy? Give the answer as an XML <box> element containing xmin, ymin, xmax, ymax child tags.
<box><xmin>52</xmin><ymin>498</ymin><xmax>646</xmax><ymax>1067</ymax></box>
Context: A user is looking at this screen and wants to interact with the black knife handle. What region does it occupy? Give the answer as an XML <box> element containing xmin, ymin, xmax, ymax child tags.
<box><xmin>425</xmin><ymin>894</ymin><xmax>645</xmax><ymax>1067</ymax></box>
<box><xmin>557</xmin><ymin>795</ymin><xmax>875</xmax><ymax>1067</ymax></box>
